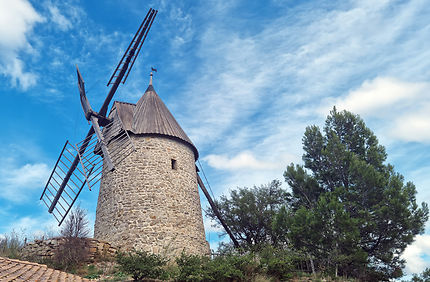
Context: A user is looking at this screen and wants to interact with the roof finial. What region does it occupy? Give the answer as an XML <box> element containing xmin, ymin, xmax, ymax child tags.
<box><xmin>150</xmin><ymin>67</ymin><xmax>157</xmax><ymax>86</ymax></box>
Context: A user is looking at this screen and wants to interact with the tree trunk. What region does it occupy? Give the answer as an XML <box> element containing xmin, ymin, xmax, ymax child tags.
<box><xmin>307</xmin><ymin>252</ymin><xmax>316</xmax><ymax>275</ymax></box>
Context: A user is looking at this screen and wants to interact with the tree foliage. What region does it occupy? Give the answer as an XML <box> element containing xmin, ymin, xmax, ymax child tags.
<box><xmin>281</xmin><ymin>108</ymin><xmax>428</xmax><ymax>279</ymax></box>
<box><xmin>412</xmin><ymin>267</ymin><xmax>430</xmax><ymax>282</ymax></box>
<box><xmin>205</xmin><ymin>180</ymin><xmax>290</xmax><ymax>249</ymax></box>
<box><xmin>206</xmin><ymin>108</ymin><xmax>428</xmax><ymax>280</ymax></box>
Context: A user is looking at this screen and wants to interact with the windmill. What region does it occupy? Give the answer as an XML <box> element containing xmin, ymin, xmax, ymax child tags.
<box><xmin>40</xmin><ymin>8</ymin><xmax>239</xmax><ymax>254</ymax></box>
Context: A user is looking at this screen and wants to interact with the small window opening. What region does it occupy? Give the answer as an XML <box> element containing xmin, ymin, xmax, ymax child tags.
<box><xmin>171</xmin><ymin>159</ymin><xmax>177</xmax><ymax>170</ymax></box>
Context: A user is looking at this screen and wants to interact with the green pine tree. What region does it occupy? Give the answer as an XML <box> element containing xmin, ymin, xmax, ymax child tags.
<box><xmin>281</xmin><ymin>107</ymin><xmax>428</xmax><ymax>280</ymax></box>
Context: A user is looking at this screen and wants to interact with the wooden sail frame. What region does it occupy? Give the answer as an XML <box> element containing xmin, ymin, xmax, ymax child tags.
<box><xmin>40</xmin><ymin>111</ymin><xmax>135</xmax><ymax>225</ymax></box>
<box><xmin>42</xmin><ymin>8</ymin><xmax>157</xmax><ymax>219</ymax></box>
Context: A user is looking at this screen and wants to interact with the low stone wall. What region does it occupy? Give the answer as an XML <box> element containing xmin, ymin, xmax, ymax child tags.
<box><xmin>21</xmin><ymin>237</ymin><xmax>118</xmax><ymax>263</ymax></box>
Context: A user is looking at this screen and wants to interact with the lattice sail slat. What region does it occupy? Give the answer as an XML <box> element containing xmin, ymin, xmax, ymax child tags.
<box><xmin>40</xmin><ymin>112</ymin><xmax>135</xmax><ymax>225</ymax></box>
<box><xmin>40</xmin><ymin>141</ymin><xmax>88</xmax><ymax>225</ymax></box>
<box><xmin>77</xmin><ymin>111</ymin><xmax>135</xmax><ymax>190</ymax></box>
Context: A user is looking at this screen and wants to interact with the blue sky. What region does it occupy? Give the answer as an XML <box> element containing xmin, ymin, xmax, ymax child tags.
<box><xmin>0</xmin><ymin>0</ymin><xmax>429</xmax><ymax>275</ymax></box>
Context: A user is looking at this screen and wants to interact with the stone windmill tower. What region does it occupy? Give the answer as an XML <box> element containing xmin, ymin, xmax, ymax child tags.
<box><xmin>40</xmin><ymin>8</ymin><xmax>239</xmax><ymax>256</ymax></box>
<box><xmin>93</xmin><ymin>72</ymin><xmax>209</xmax><ymax>255</ymax></box>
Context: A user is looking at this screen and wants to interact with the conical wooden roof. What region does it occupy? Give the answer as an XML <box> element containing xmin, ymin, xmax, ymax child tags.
<box><xmin>111</xmin><ymin>84</ymin><xmax>198</xmax><ymax>159</ymax></box>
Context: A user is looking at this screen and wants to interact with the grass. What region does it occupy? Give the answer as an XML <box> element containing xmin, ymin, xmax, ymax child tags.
<box><xmin>0</xmin><ymin>231</ymin><xmax>25</xmax><ymax>259</ymax></box>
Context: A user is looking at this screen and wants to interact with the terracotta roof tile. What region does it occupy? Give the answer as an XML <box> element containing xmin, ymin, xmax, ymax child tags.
<box><xmin>0</xmin><ymin>256</ymin><xmax>90</xmax><ymax>281</ymax></box>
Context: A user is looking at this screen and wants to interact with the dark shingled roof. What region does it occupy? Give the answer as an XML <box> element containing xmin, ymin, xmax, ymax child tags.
<box><xmin>110</xmin><ymin>84</ymin><xmax>198</xmax><ymax>159</ymax></box>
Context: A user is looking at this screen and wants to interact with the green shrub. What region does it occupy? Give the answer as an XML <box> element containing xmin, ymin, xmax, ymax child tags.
<box><xmin>175</xmin><ymin>251</ymin><xmax>259</xmax><ymax>282</ymax></box>
<box><xmin>84</xmin><ymin>273</ymin><xmax>100</xmax><ymax>279</ymax></box>
<box><xmin>207</xmin><ymin>254</ymin><xmax>252</xmax><ymax>281</ymax></box>
<box><xmin>84</xmin><ymin>264</ymin><xmax>102</xmax><ymax>279</ymax></box>
<box><xmin>258</xmin><ymin>245</ymin><xmax>300</xmax><ymax>280</ymax></box>
<box><xmin>175</xmin><ymin>252</ymin><xmax>206</xmax><ymax>281</ymax></box>
<box><xmin>116</xmin><ymin>250</ymin><xmax>169</xmax><ymax>281</ymax></box>
<box><xmin>113</xmin><ymin>271</ymin><xmax>129</xmax><ymax>280</ymax></box>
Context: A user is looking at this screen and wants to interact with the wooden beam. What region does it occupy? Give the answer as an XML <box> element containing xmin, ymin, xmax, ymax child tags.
<box><xmin>197</xmin><ymin>173</ymin><xmax>240</xmax><ymax>248</ymax></box>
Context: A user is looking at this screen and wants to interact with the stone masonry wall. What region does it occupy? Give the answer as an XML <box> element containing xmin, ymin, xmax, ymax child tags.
<box><xmin>21</xmin><ymin>238</ymin><xmax>117</xmax><ymax>263</ymax></box>
<box><xmin>94</xmin><ymin>134</ymin><xmax>210</xmax><ymax>257</ymax></box>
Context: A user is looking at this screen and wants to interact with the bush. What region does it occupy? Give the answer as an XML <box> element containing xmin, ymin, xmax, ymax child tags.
<box><xmin>258</xmin><ymin>246</ymin><xmax>299</xmax><ymax>280</ymax></box>
<box><xmin>175</xmin><ymin>251</ymin><xmax>259</xmax><ymax>282</ymax></box>
<box><xmin>53</xmin><ymin>237</ymin><xmax>91</xmax><ymax>272</ymax></box>
<box><xmin>116</xmin><ymin>250</ymin><xmax>169</xmax><ymax>281</ymax></box>
<box><xmin>175</xmin><ymin>252</ymin><xmax>207</xmax><ymax>281</ymax></box>
<box><xmin>209</xmin><ymin>254</ymin><xmax>258</xmax><ymax>281</ymax></box>
<box><xmin>83</xmin><ymin>264</ymin><xmax>103</xmax><ymax>279</ymax></box>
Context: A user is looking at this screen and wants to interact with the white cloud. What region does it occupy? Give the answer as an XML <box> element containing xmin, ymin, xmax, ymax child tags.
<box><xmin>204</xmin><ymin>151</ymin><xmax>279</xmax><ymax>171</ymax></box>
<box><xmin>4</xmin><ymin>163</ymin><xmax>50</xmax><ymax>188</ymax></box>
<box><xmin>322</xmin><ymin>77</ymin><xmax>426</xmax><ymax>115</ymax></box>
<box><xmin>0</xmin><ymin>0</ymin><xmax>44</xmax><ymax>90</ymax></box>
<box><xmin>1</xmin><ymin>214</ymin><xmax>60</xmax><ymax>241</ymax></box>
<box><xmin>402</xmin><ymin>234</ymin><xmax>430</xmax><ymax>274</ymax></box>
<box><xmin>48</xmin><ymin>5</ymin><xmax>72</xmax><ymax>31</ymax></box>
<box><xmin>1</xmin><ymin>58</ymin><xmax>38</xmax><ymax>90</ymax></box>
<box><xmin>392</xmin><ymin>114</ymin><xmax>430</xmax><ymax>143</ymax></box>
<box><xmin>164</xmin><ymin>0</ymin><xmax>430</xmax><ymax>256</ymax></box>
<box><xmin>0</xmin><ymin>161</ymin><xmax>51</xmax><ymax>202</ymax></box>
<box><xmin>0</xmin><ymin>0</ymin><xmax>43</xmax><ymax>48</ymax></box>
<box><xmin>203</xmin><ymin>216</ymin><xmax>223</xmax><ymax>233</ymax></box>
<box><xmin>169</xmin><ymin>7</ymin><xmax>194</xmax><ymax>51</ymax></box>
<box><xmin>321</xmin><ymin>77</ymin><xmax>430</xmax><ymax>143</ymax></box>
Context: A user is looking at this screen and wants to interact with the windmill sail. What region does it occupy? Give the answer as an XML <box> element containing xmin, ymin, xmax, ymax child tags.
<box><xmin>40</xmin><ymin>141</ymin><xmax>90</xmax><ymax>225</ymax></box>
<box><xmin>107</xmin><ymin>8</ymin><xmax>157</xmax><ymax>87</ymax></box>
<box><xmin>40</xmin><ymin>110</ymin><xmax>135</xmax><ymax>225</ymax></box>
<box><xmin>77</xmin><ymin>65</ymin><xmax>92</xmax><ymax>120</ymax></box>
<box><xmin>101</xmin><ymin>8</ymin><xmax>157</xmax><ymax>117</ymax></box>
<box><xmin>41</xmin><ymin>8</ymin><xmax>157</xmax><ymax>225</ymax></box>
<box><xmin>77</xmin><ymin>110</ymin><xmax>135</xmax><ymax>190</ymax></box>
<box><xmin>75</xmin><ymin>65</ymin><xmax>115</xmax><ymax>171</ymax></box>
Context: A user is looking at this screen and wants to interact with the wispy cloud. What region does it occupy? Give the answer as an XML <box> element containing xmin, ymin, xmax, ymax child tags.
<box><xmin>0</xmin><ymin>0</ymin><xmax>44</xmax><ymax>90</ymax></box>
<box><xmin>170</xmin><ymin>0</ymin><xmax>430</xmax><ymax>171</ymax></box>
<box><xmin>4</xmin><ymin>163</ymin><xmax>49</xmax><ymax>188</ymax></box>
<box><xmin>160</xmin><ymin>1</ymin><xmax>430</xmax><ymax>263</ymax></box>
<box><xmin>47</xmin><ymin>5</ymin><xmax>72</xmax><ymax>31</ymax></box>
<box><xmin>204</xmin><ymin>151</ymin><xmax>279</xmax><ymax>171</ymax></box>
<box><xmin>0</xmin><ymin>161</ymin><xmax>51</xmax><ymax>202</ymax></box>
<box><xmin>0</xmin><ymin>142</ymin><xmax>51</xmax><ymax>203</ymax></box>
<box><xmin>203</xmin><ymin>216</ymin><xmax>223</xmax><ymax>233</ymax></box>
<box><xmin>169</xmin><ymin>7</ymin><xmax>194</xmax><ymax>52</ymax></box>
<box><xmin>0</xmin><ymin>213</ymin><xmax>60</xmax><ymax>240</ymax></box>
